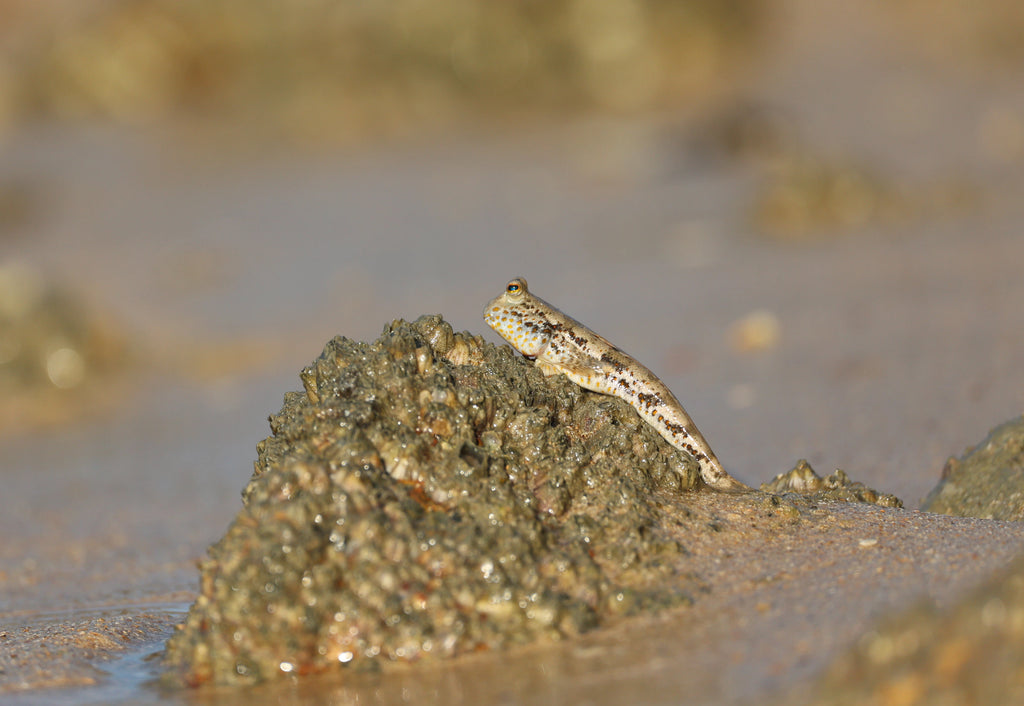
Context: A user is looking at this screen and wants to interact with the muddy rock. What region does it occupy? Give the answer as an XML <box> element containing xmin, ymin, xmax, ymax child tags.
<box><xmin>921</xmin><ymin>416</ymin><xmax>1024</xmax><ymax>520</ymax></box>
<box><xmin>761</xmin><ymin>459</ymin><xmax>903</xmax><ymax>508</ymax></box>
<box><xmin>164</xmin><ymin>315</ymin><xmax>712</xmax><ymax>685</ymax></box>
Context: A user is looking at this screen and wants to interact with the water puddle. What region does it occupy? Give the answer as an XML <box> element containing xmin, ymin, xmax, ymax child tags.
<box><xmin>1</xmin><ymin>603</ymin><xmax>190</xmax><ymax>706</ymax></box>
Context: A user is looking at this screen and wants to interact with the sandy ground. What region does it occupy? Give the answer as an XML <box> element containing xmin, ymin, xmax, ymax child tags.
<box><xmin>2</xmin><ymin>0</ymin><xmax>1024</xmax><ymax>703</ymax></box>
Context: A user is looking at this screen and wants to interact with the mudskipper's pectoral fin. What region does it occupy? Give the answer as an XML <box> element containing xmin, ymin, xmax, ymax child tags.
<box><xmin>536</xmin><ymin>349</ymin><xmax>613</xmax><ymax>382</ymax></box>
<box><xmin>702</xmin><ymin>470</ymin><xmax>753</xmax><ymax>494</ymax></box>
<box><xmin>534</xmin><ymin>359</ymin><xmax>564</xmax><ymax>377</ymax></box>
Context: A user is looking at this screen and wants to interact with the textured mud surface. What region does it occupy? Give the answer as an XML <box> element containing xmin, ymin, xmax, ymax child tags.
<box><xmin>921</xmin><ymin>416</ymin><xmax>1024</xmax><ymax>520</ymax></box>
<box><xmin>165</xmin><ymin>316</ymin><xmax>717</xmax><ymax>685</ymax></box>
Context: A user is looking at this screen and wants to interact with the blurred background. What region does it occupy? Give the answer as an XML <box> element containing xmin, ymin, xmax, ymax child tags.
<box><xmin>1</xmin><ymin>0</ymin><xmax>1024</xmax><ymax>699</ymax></box>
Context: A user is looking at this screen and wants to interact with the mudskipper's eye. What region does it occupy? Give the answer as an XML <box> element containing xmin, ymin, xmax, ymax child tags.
<box><xmin>506</xmin><ymin>278</ymin><xmax>526</xmax><ymax>294</ymax></box>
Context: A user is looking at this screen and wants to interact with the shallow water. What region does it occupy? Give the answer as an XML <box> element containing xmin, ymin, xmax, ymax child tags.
<box><xmin>1</xmin><ymin>604</ymin><xmax>186</xmax><ymax>705</ymax></box>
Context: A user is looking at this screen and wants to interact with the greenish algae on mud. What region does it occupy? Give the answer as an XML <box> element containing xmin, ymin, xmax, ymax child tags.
<box><xmin>163</xmin><ymin>315</ymin><xmax>900</xmax><ymax>686</ymax></box>
<box><xmin>921</xmin><ymin>415</ymin><xmax>1024</xmax><ymax>520</ymax></box>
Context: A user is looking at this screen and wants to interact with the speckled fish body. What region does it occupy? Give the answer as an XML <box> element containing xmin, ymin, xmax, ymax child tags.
<box><xmin>484</xmin><ymin>277</ymin><xmax>748</xmax><ymax>493</ymax></box>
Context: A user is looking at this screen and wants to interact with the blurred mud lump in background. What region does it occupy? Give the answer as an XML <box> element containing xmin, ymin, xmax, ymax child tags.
<box><xmin>3</xmin><ymin>0</ymin><xmax>1023</xmax><ymax>146</ymax></box>
<box><xmin>0</xmin><ymin>0</ymin><xmax>762</xmax><ymax>145</ymax></box>
<box><xmin>0</xmin><ymin>261</ymin><xmax>128</xmax><ymax>435</ymax></box>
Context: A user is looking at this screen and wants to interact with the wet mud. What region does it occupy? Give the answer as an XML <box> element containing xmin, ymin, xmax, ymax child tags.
<box><xmin>775</xmin><ymin>416</ymin><xmax>1024</xmax><ymax>706</ymax></box>
<box><xmin>2</xmin><ymin>0</ymin><xmax>1024</xmax><ymax>701</ymax></box>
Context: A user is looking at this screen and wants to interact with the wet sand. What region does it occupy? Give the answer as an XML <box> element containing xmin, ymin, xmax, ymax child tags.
<box><xmin>3</xmin><ymin>0</ymin><xmax>1024</xmax><ymax>702</ymax></box>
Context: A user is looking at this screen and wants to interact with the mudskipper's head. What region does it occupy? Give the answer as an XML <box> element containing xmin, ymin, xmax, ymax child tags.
<box><xmin>483</xmin><ymin>277</ymin><xmax>549</xmax><ymax>357</ymax></box>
